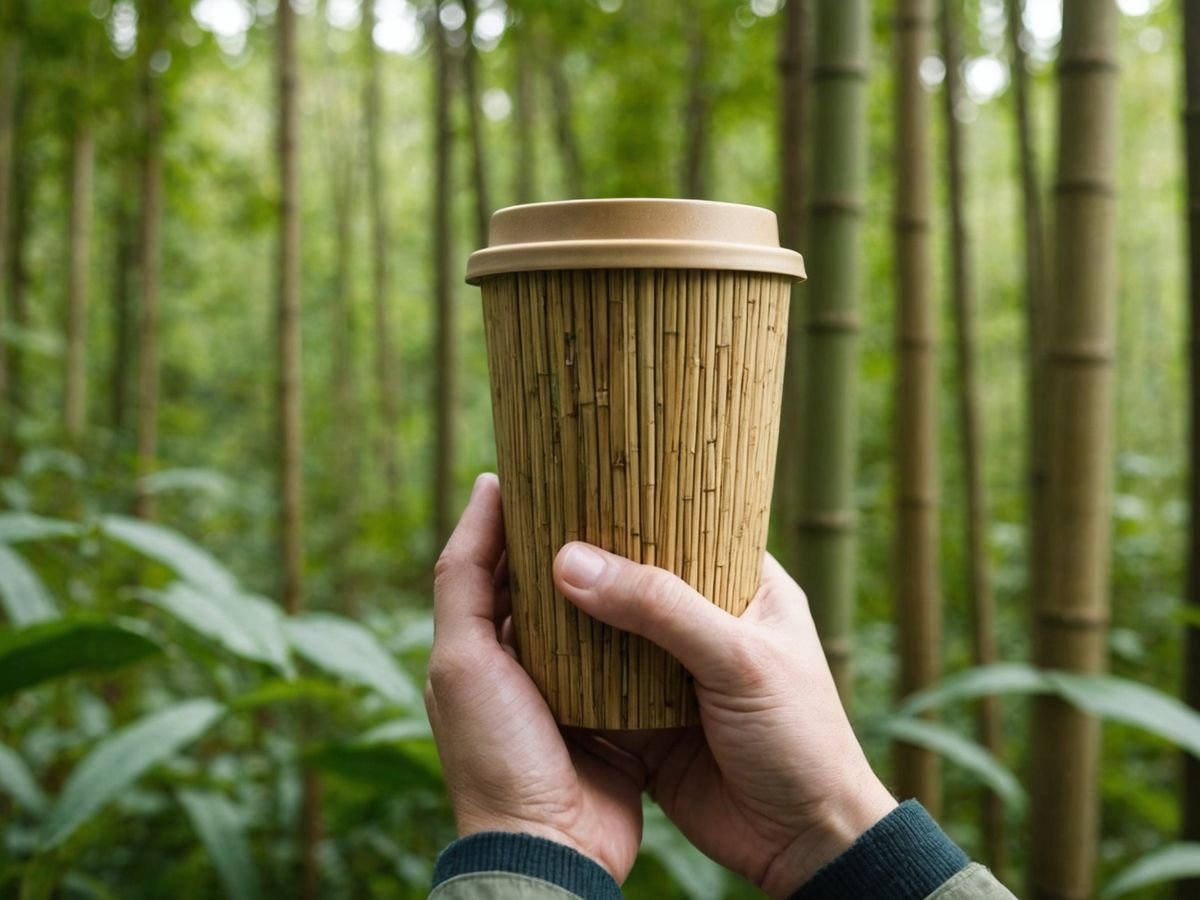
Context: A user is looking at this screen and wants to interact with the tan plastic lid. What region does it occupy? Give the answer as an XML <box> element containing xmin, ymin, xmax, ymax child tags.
<box><xmin>465</xmin><ymin>198</ymin><xmax>806</xmax><ymax>284</ymax></box>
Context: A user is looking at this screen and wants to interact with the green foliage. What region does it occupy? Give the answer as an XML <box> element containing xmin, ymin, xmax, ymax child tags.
<box><xmin>99</xmin><ymin>516</ymin><xmax>239</xmax><ymax>595</ymax></box>
<box><xmin>872</xmin><ymin>717</ymin><xmax>1026</xmax><ymax>813</ymax></box>
<box><xmin>284</xmin><ymin>613</ymin><xmax>422</xmax><ymax>709</ymax></box>
<box><xmin>0</xmin><ymin>619</ymin><xmax>160</xmax><ymax>697</ymax></box>
<box><xmin>0</xmin><ymin>743</ymin><xmax>47</xmax><ymax>816</ymax></box>
<box><xmin>1101</xmin><ymin>843</ymin><xmax>1200</xmax><ymax>899</ymax></box>
<box><xmin>178</xmin><ymin>790</ymin><xmax>261</xmax><ymax>900</ymax></box>
<box><xmin>142</xmin><ymin>582</ymin><xmax>294</xmax><ymax>675</ymax></box>
<box><xmin>40</xmin><ymin>699</ymin><xmax>226</xmax><ymax>849</ymax></box>
<box><xmin>0</xmin><ymin>545</ymin><xmax>58</xmax><ymax>626</ymax></box>
<box><xmin>901</xmin><ymin>663</ymin><xmax>1200</xmax><ymax>760</ymax></box>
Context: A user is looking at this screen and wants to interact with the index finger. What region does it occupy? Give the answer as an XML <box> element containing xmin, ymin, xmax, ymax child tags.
<box><xmin>433</xmin><ymin>473</ymin><xmax>506</xmax><ymax>647</ymax></box>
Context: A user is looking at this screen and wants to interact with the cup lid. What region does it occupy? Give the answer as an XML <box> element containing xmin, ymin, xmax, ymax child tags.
<box><xmin>465</xmin><ymin>198</ymin><xmax>806</xmax><ymax>284</ymax></box>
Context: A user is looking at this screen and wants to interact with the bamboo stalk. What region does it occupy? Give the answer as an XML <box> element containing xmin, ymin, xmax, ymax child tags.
<box><xmin>481</xmin><ymin>269</ymin><xmax>793</xmax><ymax>727</ymax></box>
<box><xmin>795</xmin><ymin>0</ymin><xmax>869</xmax><ymax>700</ymax></box>
<box><xmin>1029</xmin><ymin>2</ymin><xmax>1119</xmax><ymax>897</ymax></box>
<box><xmin>1182</xmin><ymin>4</ymin><xmax>1200</xmax><ymax>897</ymax></box>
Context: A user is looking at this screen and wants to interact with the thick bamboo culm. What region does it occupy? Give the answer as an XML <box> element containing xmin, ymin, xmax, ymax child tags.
<box><xmin>893</xmin><ymin>0</ymin><xmax>941</xmax><ymax>814</ymax></box>
<box><xmin>1029</xmin><ymin>1</ymin><xmax>1119</xmax><ymax>897</ymax></box>
<box><xmin>482</xmin><ymin>268</ymin><xmax>792</xmax><ymax>728</ymax></box>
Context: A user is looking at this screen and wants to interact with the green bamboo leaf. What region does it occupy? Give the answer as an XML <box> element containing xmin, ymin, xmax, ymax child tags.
<box><xmin>140</xmin><ymin>468</ymin><xmax>235</xmax><ymax>501</ymax></box>
<box><xmin>0</xmin><ymin>619</ymin><xmax>160</xmax><ymax>698</ymax></box>
<box><xmin>143</xmin><ymin>583</ymin><xmax>292</xmax><ymax>675</ymax></box>
<box><xmin>285</xmin><ymin>614</ymin><xmax>420</xmax><ymax>708</ymax></box>
<box><xmin>0</xmin><ymin>513</ymin><xmax>82</xmax><ymax>544</ymax></box>
<box><xmin>306</xmin><ymin>741</ymin><xmax>442</xmax><ymax>791</ymax></box>
<box><xmin>0</xmin><ymin>545</ymin><xmax>58</xmax><ymax>626</ymax></box>
<box><xmin>640</xmin><ymin>801</ymin><xmax>727</xmax><ymax>900</ymax></box>
<box><xmin>178</xmin><ymin>790</ymin><xmax>260</xmax><ymax>900</ymax></box>
<box><xmin>900</xmin><ymin>664</ymin><xmax>1200</xmax><ymax>760</ymax></box>
<box><xmin>99</xmin><ymin>515</ymin><xmax>238</xmax><ymax>595</ymax></box>
<box><xmin>0</xmin><ymin>742</ymin><xmax>46</xmax><ymax>815</ymax></box>
<box><xmin>230</xmin><ymin>677</ymin><xmax>350</xmax><ymax>712</ymax></box>
<box><xmin>874</xmin><ymin>717</ymin><xmax>1026</xmax><ymax>812</ymax></box>
<box><xmin>1048</xmin><ymin>672</ymin><xmax>1200</xmax><ymax>759</ymax></box>
<box><xmin>1100</xmin><ymin>843</ymin><xmax>1200</xmax><ymax>900</ymax></box>
<box><xmin>899</xmin><ymin>663</ymin><xmax>1050</xmax><ymax>716</ymax></box>
<box><xmin>40</xmin><ymin>699</ymin><xmax>225</xmax><ymax>849</ymax></box>
<box><xmin>358</xmin><ymin>718</ymin><xmax>433</xmax><ymax>743</ymax></box>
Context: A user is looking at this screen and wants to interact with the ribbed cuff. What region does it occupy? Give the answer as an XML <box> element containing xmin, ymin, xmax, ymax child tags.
<box><xmin>789</xmin><ymin>800</ymin><xmax>969</xmax><ymax>900</ymax></box>
<box><xmin>433</xmin><ymin>832</ymin><xmax>623</xmax><ymax>900</ymax></box>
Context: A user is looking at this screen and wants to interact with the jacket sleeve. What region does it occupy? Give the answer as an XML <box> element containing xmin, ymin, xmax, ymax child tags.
<box><xmin>429</xmin><ymin>832</ymin><xmax>622</xmax><ymax>900</ymax></box>
<box><xmin>789</xmin><ymin>800</ymin><xmax>1016</xmax><ymax>900</ymax></box>
<box><xmin>428</xmin><ymin>804</ymin><xmax>1017</xmax><ymax>900</ymax></box>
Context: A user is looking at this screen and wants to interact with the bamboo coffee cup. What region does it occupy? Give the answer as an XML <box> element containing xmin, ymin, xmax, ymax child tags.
<box><xmin>466</xmin><ymin>199</ymin><xmax>806</xmax><ymax>729</ymax></box>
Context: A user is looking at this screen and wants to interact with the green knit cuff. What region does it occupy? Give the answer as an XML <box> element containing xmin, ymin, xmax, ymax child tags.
<box><xmin>789</xmin><ymin>800</ymin><xmax>970</xmax><ymax>900</ymax></box>
<box><xmin>433</xmin><ymin>832</ymin><xmax>623</xmax><ymax>900</ymax></box>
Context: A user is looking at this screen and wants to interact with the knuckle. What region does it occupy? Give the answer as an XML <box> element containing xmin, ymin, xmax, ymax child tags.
<box><xmin>433</xmin><ymin>549</ymin><xmax>462</xmax><ymax>587</ymax></box>
<box><xmin>427</xmin><ymin>651</ymin><xmax>470</xmax><ymax>695</ymax></box>
<box><xmin>724</xmin><ymin>630</ymin><xmax>771</xmax><ymax>687</ymax></box>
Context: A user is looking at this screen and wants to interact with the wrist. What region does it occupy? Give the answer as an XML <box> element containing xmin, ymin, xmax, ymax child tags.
<box><xmin>759</xmin><ymin>776</ymin><xmax>898</xmax><ymax>899</ymax></box>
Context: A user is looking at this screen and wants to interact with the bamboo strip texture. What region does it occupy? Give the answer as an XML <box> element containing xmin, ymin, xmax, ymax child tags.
<box><xmin>481</xmin><ymin>269</ymin><xmax>792</xmax><ymax>728</ymax></box>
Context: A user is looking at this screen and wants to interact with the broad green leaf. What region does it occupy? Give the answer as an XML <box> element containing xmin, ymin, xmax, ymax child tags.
<box><xmin>306</xmin><ymin>741</ymin><xmax>442</xmax><ymax>791</ymax></box>
<box><xmin>874</xmin><ymin>717</ymin><xmax>1025</xmax><ymax>812</ymax></box>
<box><xmin>0</xmin><ymin>545</ymin><xmax>58</xmax><ymax>626</ymax></box>
<box><xmin>140</xmin><ymin>468</ymin><xmax>235</xmax><ymax>501</ymax></box>
<box><xmin>640</xmin><ymin>801</ymin><xmax>727</xmax><ymax>900</ymax></box>
<box><xmin>178</xmin><ymin>790</ymin><xmax>260</xmax><ymax>900</ymax></box>
<box><xmin>285</xmin><ymin>614</ymin><xmax>420</xmax><ymax>708</ymax></box>
<box><xmin>1048</xmin><ymin>672</ymin><xmax>1200</xmax><ymax>759</ymax></box>
<box><xmin>99</xmin><ymin>515</ymin><xmax>238</xmax><ymax>595</ymax></box>
<box><xmin>359</xmin><ymin>718</ymin><xmax>433</xmax><ymax>743</ymax></box>
<box><xmin>0</xmin><ymin>513</ymin><xmax>82</xmax><ymax>544</ymax></box>
<box><xmin>40</xmin><ymin>699</ymin><xmax>225</xmax><ymax>849</ymax></box>
<box><xmin>143</xmin><ymin>583</ymin><xmax>292</xmax><ymax>675</ymax></box>
<box><xmin>900</xmin><ymin>663</ymin><xmax>1050</xmax><ymax>716</ymax></box>
<box><xmin>901</xmin><ymin>663</ymin><xmax>1200</xmax><ymax>760</ymax></box>
<box><xmin>1100</xmin><ymin>843</ymin><xmax>1200</xmax><ymax>899</ymax></box>
<box><xmin>0</xmin><ymin>743</ymin><xmax>46</xmax><ymax>815</ymax></box>
<box><xmin>0</xmin><ymin>619</ymin><xmax>160</xmax><ymax>698</ymax></box>
<box><xmin>231</xmin><ymin>678</ymin><xmax>351</xmax><ymax>712</ymax></box>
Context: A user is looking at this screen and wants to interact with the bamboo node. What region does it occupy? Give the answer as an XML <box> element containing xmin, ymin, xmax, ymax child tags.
<box><xmin>796</xmin><ymin>511</ymin><xmax>856</xmax><ymax>533</ymax></box>
<box><xmin>1046</xmin><ymin>342</ymin><xmax>1115</xmax><ymax>365</ymax></box>
<box><xmin>893</xmin><ymin>215</ymin><xmax>931</xmax><ymax>233</ymax></box>
<box><xmin>808</xmin><ymin>312</ymin><xmax>862</xmax><ymax>334</ymax></box>
<box><xmin>1058</xmin><ymin>55</ymin><xmax>1120</xmax><ymax>76</ymax></box>
<box><xmin>1034</xmin><ymin>609</ymin><xmax>1110</xmax><ymax>629</ymax></box>
<box><xmin>1054</xmin><ymin>177</ymin><xmax>1117</xmax><ymax>198</ymax></box>
<box><xmin>813</xmin><ymin>60</ymin><xmax>869</xmax><ymax>81</ymax></box>
<box><xmin>811</xmin><ymin>196</ymin><xmax>866</xmax><ymax>217</ymax></box>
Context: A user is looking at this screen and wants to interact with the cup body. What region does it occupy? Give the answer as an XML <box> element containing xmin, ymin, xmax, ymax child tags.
<box><xmin>479</xmin><ymin>265</ymin><xmax>793</xmax><ymax>727</ymax></box>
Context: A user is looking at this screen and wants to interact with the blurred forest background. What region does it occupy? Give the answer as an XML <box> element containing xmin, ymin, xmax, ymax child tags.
<box><xmin>0</xmin><ymin>0</ymin><xmax>1196</xmax><ymax>898</ymax></box>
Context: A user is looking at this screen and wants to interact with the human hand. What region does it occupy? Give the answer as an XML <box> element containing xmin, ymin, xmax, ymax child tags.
<box><xmin>425</xmin><ymin>475</ymin><xmax>644</xmax><ymax>882</ymax></box>
<box><xmin>553</xmin><ymin>543</ymin><xmax>898</xmax><ymax>898</ymax></box>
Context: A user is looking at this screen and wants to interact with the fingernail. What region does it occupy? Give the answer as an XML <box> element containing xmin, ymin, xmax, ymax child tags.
<box><xmin>559</xmin><ymin>544</ymin><xmax>605</xmax><ymax>589</ymax></box>
<box><xmin>470</xmin><ymin>473</ymin><xmax>491</xmax><ymax>500</ymax></box>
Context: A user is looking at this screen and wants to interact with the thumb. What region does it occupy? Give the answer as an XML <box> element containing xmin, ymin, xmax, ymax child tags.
<box><xmin>553</xmin><ymin>542</ymin><xmax>739</xmax><ymax>680</ymax></box>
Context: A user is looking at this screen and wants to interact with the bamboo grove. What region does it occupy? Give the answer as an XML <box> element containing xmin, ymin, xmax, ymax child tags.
<box><xmin>0</xmin><ymin>0</ymin><xmax>1197</xmax><ymax>897</ymax></box>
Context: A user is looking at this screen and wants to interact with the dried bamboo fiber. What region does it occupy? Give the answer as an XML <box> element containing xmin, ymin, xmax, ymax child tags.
<box><xmin>481</xmin><ymin>268</ymin><xmax>793</xmax><ymax>728</ymax></box>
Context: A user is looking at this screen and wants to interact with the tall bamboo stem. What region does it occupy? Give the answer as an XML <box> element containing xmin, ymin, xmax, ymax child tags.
<box><xmin>893</xmin><ymin>0</ymin><xmax>941</xmax><ymax>815</ymax></box>
<box><xmin>1181</xmin><ymin>3</ymin><xmax>1200</xmax><ymax>897</ymax></box>
<box><xmin>774</xmin><ymin>0</ymin><xmax>807</xmax><ymax>567</ymax></box>
<box><xmin>1029</xmin><ymin>2</ymin><xmax>1118</xmax><ymax>897</ymax></box>
<box><xmin>796</xmin><ymin>0</ymin><xmax>869</xmax><ymax>699</ymax></box>
<box><xmin>134</xmin><ymin>5</ymin><xmax>164</xmax><ymax>520</ymax></box>
<box><xmin>65</xmin><ymin>126</ymin><xmax>94</xmax><ymax>442</ymax></box>
<box><xmin>362</xmin><ymin>6</ymin><xmax>403</xmax><ymax>514</ymax></box>
<box><xmin>680</xmin><ymin>5</ymin><xmax>710</xmax><ymax>199</ymax></box>
<box><xmin>463</xmin><ymin>0</ymin><xmax>490</xmax><ymax>247</ymax></box>
<box><xmin>941</xmin><ymin>0</ymin><xmax>1003</xmax><ymax>866</ymax></box>
<box><xmin>432</xmin><ymin>10</ymin><xmax>457</xmax><ymax>549</ymax></box>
